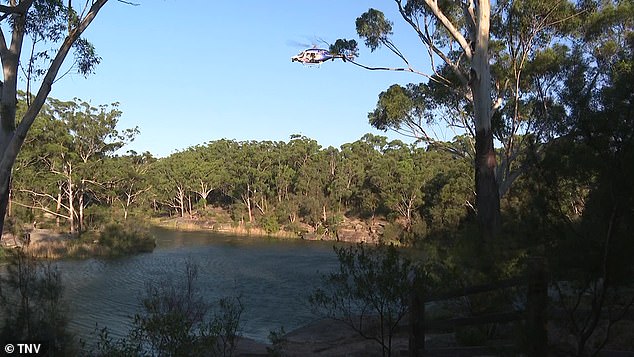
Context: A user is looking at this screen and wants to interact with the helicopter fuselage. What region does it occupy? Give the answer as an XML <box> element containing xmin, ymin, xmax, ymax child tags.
<box><xmin>291</xmin><ymin>48</ymin><xmax>341</xmax><ymax>64</ymax></box>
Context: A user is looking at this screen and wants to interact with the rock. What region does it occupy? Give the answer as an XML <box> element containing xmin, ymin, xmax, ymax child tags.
<box><xmin>335</xmin><ymin>228</ymin><xmax>376</xmax><ymax>244</ymax></box>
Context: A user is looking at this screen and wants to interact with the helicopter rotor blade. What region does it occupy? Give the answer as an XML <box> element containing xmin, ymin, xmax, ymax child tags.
<box><xmin>286</xmin><ymin>40</ymin><xmax>313</xmax><ymax>48</ymax></box>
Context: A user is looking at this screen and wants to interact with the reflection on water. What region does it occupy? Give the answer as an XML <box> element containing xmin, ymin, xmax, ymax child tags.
<box><xmin>57</xmin><ymin>228</ymin><xmax>340</xmax><ymax>343</ymax></box>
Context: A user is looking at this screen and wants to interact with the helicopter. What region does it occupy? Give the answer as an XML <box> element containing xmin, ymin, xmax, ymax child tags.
<box><xmin>291</xmin><ymin>47</ymin><xmax>349</xmax><ymax>65</ymax></box>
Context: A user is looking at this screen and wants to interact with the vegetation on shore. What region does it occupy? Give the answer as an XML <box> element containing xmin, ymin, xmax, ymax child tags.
<box><xmin>0</xmin><ymin>0</ymin><xmax>632</xmax><ymax>354</ymax></box>
<box><xmin>0</xmin><ymin>221</ymin><xmax>155</xmax><ymax>261</ymax></box>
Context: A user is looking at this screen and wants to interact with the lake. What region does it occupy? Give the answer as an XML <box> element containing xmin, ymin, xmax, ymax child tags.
<box><xmin>56</xmin><ymin>228</ymin><xmax>340</xmax><ymax>344</ymax></box>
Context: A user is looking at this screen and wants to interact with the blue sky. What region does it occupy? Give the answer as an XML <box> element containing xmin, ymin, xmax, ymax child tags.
<box><xmin>47</xmin><ymin>1</ymin><xmax>435</xmax><ymax>157</ymax></box>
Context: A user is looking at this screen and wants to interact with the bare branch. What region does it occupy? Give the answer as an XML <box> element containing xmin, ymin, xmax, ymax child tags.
<box><xmin>12</xmin><ymin>200</ymin><xmax>70</xmax><ymax>219</ymax></box>
<box><xmin>347</xmin><ymin>58</ymin><xmax>450</xmax><ymax>88</ymax></box>
<box><xmin>117</xmin><ymin>0</ymin><xmax>139</xmax><ymax>5</ymax></box>
<box><xmin>396</xmin><ymin>0</ymin><xmax>473</xmax><ymax>59</ymax></box>
<box><xmin>394</xmin><ymin>0</ymin><xmax>470</xmax><ymax>86</ymax></box>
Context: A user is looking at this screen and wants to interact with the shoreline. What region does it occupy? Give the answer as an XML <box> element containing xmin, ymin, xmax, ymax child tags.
<box><xmin>149</xmin><ymin>215</ymin><xmax>384</xmax><ymax>244</ymax></box>
<box><xmin>149</xmin><ymin>218</ymin><xmax>304</xmax><ymax>240</ymax></box>
<box><xmin>0</xmin><ymin>213</ymin><xmax>383</xmax><ymax>261</ymax></box>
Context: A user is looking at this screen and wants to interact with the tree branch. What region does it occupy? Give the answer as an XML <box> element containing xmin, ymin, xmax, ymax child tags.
<box><xmin>0</xmin><ymin>1</ymin><xmax>31</xmax><ymax>16</ymax></box>
<box><xmin>395</xmin><ymin>0</ymin><xmax>470</xmax><ymax>86</ymax></box>
<box><xmin>398</xmin><ymin>0</ymin><xmax>472</xmax><ymax>59</ymax></box>
<box><xmin>12</xmin><ymin>200</ymin><xmax>70</xmax><ymax>220</ymax></box>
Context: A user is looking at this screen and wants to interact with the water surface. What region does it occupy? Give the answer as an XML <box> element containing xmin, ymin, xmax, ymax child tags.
<box><xmin>58</xmin><ymin>228</ymin><xmax>340</xmax><ymax>343</ymax></box>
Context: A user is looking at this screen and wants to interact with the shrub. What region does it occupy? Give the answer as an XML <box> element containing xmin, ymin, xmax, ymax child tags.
<box><xmin>381</xmin><ymin>222</ymin><xmax>403</xmax><ymax>244</ymax></box>
<box><xmin>310</xmin><ymin>243</ymin><xmax>415</xmax><ymax>357</ymax></box>
<box><xmin>266</xmin><ymin>326</ymin><xmax>287</xmax><ymax>357</ymax></box>
<box><xmin>90</xmin><ymin>262</ymin><xmax>243</xmax><ymax>357</ymax></box>
<box><xmin>260</xmin><ymin>213</ymin><xmax>280</xmax><ymax>234</ymax></box>
<box><xmin>0</xmin><ymin>250</ymin><xmax>76</xmax><ymax>355</ymax></box>
<box><xmin>98</xmin><ymin>223</ymin><xmax>155</xmax><ymax>256</ymax></box>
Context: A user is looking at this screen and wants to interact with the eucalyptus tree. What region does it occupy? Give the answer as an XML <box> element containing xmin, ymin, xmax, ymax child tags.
<box><xmin>368</xmin><ymin>140</ymin><xmax>429</xmax><ymax>232</ymax></box>
<box><xmin>226</xmin><ymin>140</ymin><xmax>277</xmax><ymax>224</ymax></box>
<box><xmin>420</xmin><ymin>144</ymin><xmax>474</xmax><ymax>233</ymax></box>
<box><xmin>150</xmin><ymin>151</ymin><xmax>194</xmax><ymax>218</ymax></box>
<box><xmin>51</xmin><ymin>98</ymin><xmax>136</xmax><ymax>231</ymax></box>
<box><xmin>0</xmin><ymin>0</ymin><xmax>127</xmax><ymax>234</ymax></box>
<box><xmin>331</xmin><ymin>0</ymin><xmax>580</xmax><ymax>238</ymax></box>
<box><xmin>187</xmin><ymin>144</ymin><xmax>223</xmax><ymax>209</ymax></box>
<box><xmin>294</xmin><ymin>142</ymin><xmax>332</xmax><ymax>228</ymax></box>
<box><xmin>10</xmin><ymin>95</ymin><xmax>71</xmax><ymax>225</ymax></box>
<box><xmin>11</xmin><ymin>96</ymin><xmax>135</xmax><ymax>232</ymax></box>
<box><xmin>283</xmin><ymin>136</ymin><xmax>326</xmax><ymax>226</ymax></box>
<box><xmin>106</xmin><ymin>151</ymin><xmax>153</xmax><ymax>221</ymax></box>
<box><xmin>335</xmin><ymin>140</ymin><xmax>372</xmax><ymax>210</ymax></box>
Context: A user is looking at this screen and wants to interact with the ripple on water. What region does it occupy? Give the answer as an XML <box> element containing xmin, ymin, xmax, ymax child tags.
<box><xmin>58</xmin><ymin>230</ymin><xmax>339</xmax><ymax>343</ymax></box>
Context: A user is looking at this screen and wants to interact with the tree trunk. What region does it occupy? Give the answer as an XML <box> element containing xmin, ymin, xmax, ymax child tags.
<box><xmin>0</xmin><ymin>7</ymin><xmax>26</xmax><ymax>234</ymax></box>
<box><xmin>7</xmin><ymin>181</ymin><xmax>12</xmax><ymax>217</ymax></box>
<box><xmin>67</xmin><ymin>167</ymin><xmax>74</xmax><ymax>234</ymax></box>
<box><xmin>322</xmin><ymin>204</ymin><xmax>327</xmax><ymax>223</ymax></box>
<box><xmin>178</xmin><ymin>191</ymin><xmax>185</xmax><ymax>218</ymax></box>
<box><xmin>471</xmin><ymin>0</ymin><xmax>500</xmax><ymax>240</ymax></box>
<box><xmin>124</xmin><ymin>192</ymin><xmax>131</xmax><ymax>221</ymax></box>
<box><xmin>78</xmin><ymin>190</ymin><xmax>84</xmax><ymax>233</ymax></box>
<box><xmin>246</xmin><ymin>196</ymin><xmax>253</xmax><ymax>223</ymax></box>
<box><xmin>0</xmin><ymin>177</ymin><xmax>9</xmax><ymax>230</ymax></box>
<box><xmin>56</xmin><ymin>183</ymin><xmax>63</xmax><ymax>227</ymax></box>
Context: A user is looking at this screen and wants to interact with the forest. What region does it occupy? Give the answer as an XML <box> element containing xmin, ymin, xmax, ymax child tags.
<box><xmin>0</xmin><ymin>0</ymin><xmax>632</xmax><ymax>355</ymax></box>
<box><xmin>9</xmin><ymin>92</ymin><xmax>474</xmax><ymax>244</ymax></box>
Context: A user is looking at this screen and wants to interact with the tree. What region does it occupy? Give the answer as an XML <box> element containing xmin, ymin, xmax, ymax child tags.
<box><xmin>0</xmin><ymin>0</ymin><xmax>118</xmax><ymax>235</ymax></box>
<box><xmin>537</xmin><ymin>4</ymin><xmax>634</xmax><ymax>352</ymax></box>
<box><xmin>11</xmin><ymin>95</ymin><xmax>137</xmax><ymax>232</ymax></box>
<box><xmin>150</xmin><ymin>152</ymin><xmax>193</xmax><ymax>218</ymax></box>
<box><xmin>368</xmin><ymin>141</ymin><xmax>429</xmax><ymax>232</ymax></box>
<box><xmin>107</xmin><ymin>151</ymin><xmax>153</xmax><ymax>221</ymax></box>
<box><xmin>53</xmin><ymin>98</ymin><xmax>136</xmax><ymax>231</ymax></box>
<box><xmin>310</xmin><ymin>243</ymin><xmax>415</xmax><ymax>357</ymax></box>
<box><xmin>10</xmin><ymin>94</ymin><xmax>71</xmax><ymax>226</ymax></box>
<box><xmin>332</xmin><ymin>1</ymin><xmax>579</xmax><ymax>239</ymax></box>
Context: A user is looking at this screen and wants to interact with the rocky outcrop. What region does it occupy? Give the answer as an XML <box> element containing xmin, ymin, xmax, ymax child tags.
<box><xmin>301</xmin><ymin>218</ymin><xmax>385</xmax><ymax>244</ymax></box>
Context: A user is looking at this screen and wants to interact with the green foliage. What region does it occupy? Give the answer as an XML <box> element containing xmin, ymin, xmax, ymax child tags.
<box><xmin>13</xmin><ymin>95</ymin><xmax>138</xmax><ymax>234</ymax></box>
<box><xmin>328</xmin><ymin>38</ymin><xmax>358</xmax><ymax>59</ymax></box>
<box><xmin>355</xmin><ymin>8</ymin><xmax>393</xmax><ymax>52</ymax></box>
<box><xmin>13</xmin><ymin>91</ymin><xmax>484</xmax><ymax>243</ymax></box>
<box><xmin>97</xmin><ymin>223</ymin><xmax>155</xmax><ymax>256</ymax></box>
<box><xmin>380</xmin><ymin>222</ymin><xmax>403</xmax><ymax>244</ymax></box>
<box><xmin>260</xmin><ymin>212</ymin><xmax>280</xmax><ymax>234</ymax></box>
<box><xmin>368</xmin><ymin>84</ymin><xmax>430</xmax><ymax>141</ymax></box>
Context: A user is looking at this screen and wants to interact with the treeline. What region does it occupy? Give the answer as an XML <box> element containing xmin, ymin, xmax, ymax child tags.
<box><xmin>9</xmin><ymin>94</ymin><xmax>476</xmax><ymax>243</ymax></box>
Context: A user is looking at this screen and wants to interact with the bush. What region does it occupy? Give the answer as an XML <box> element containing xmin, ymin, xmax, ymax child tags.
<box><xmin>98</xmin><ymin>223</ymin><xmax>155</xmax><ymax>256</ymax></box>
<box><xmin>381</xmin><ymin>222</ymin><xmax>403</xmax><ymax>244</ymax></box>
<box><xmin>310</xmin><ymin>243</ymin><xmax>416</xmax><ymax>357</ymax></box>
<box><xmin>266</xmin><ymin>326</ymin><xmax>287</xmax><ymax>357</ymax></box>
<box><xmin>260</xmin><ymin>213</ymin><xmax>280</xmax><ymax>234</ymax></box>
<box><xmin>283</xmin><ymin>222</ymin><xmax>304</xmax><ymax>236</ymax></box>
<box><xmin>90</xmin><ymin>262</ymin><xmax>243</xmax><ymax>357</ymax></box>
<box><xmin>0</xmin><ymin>249</ymin><xmax>76</xmax><ymax>355</ymax></box>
